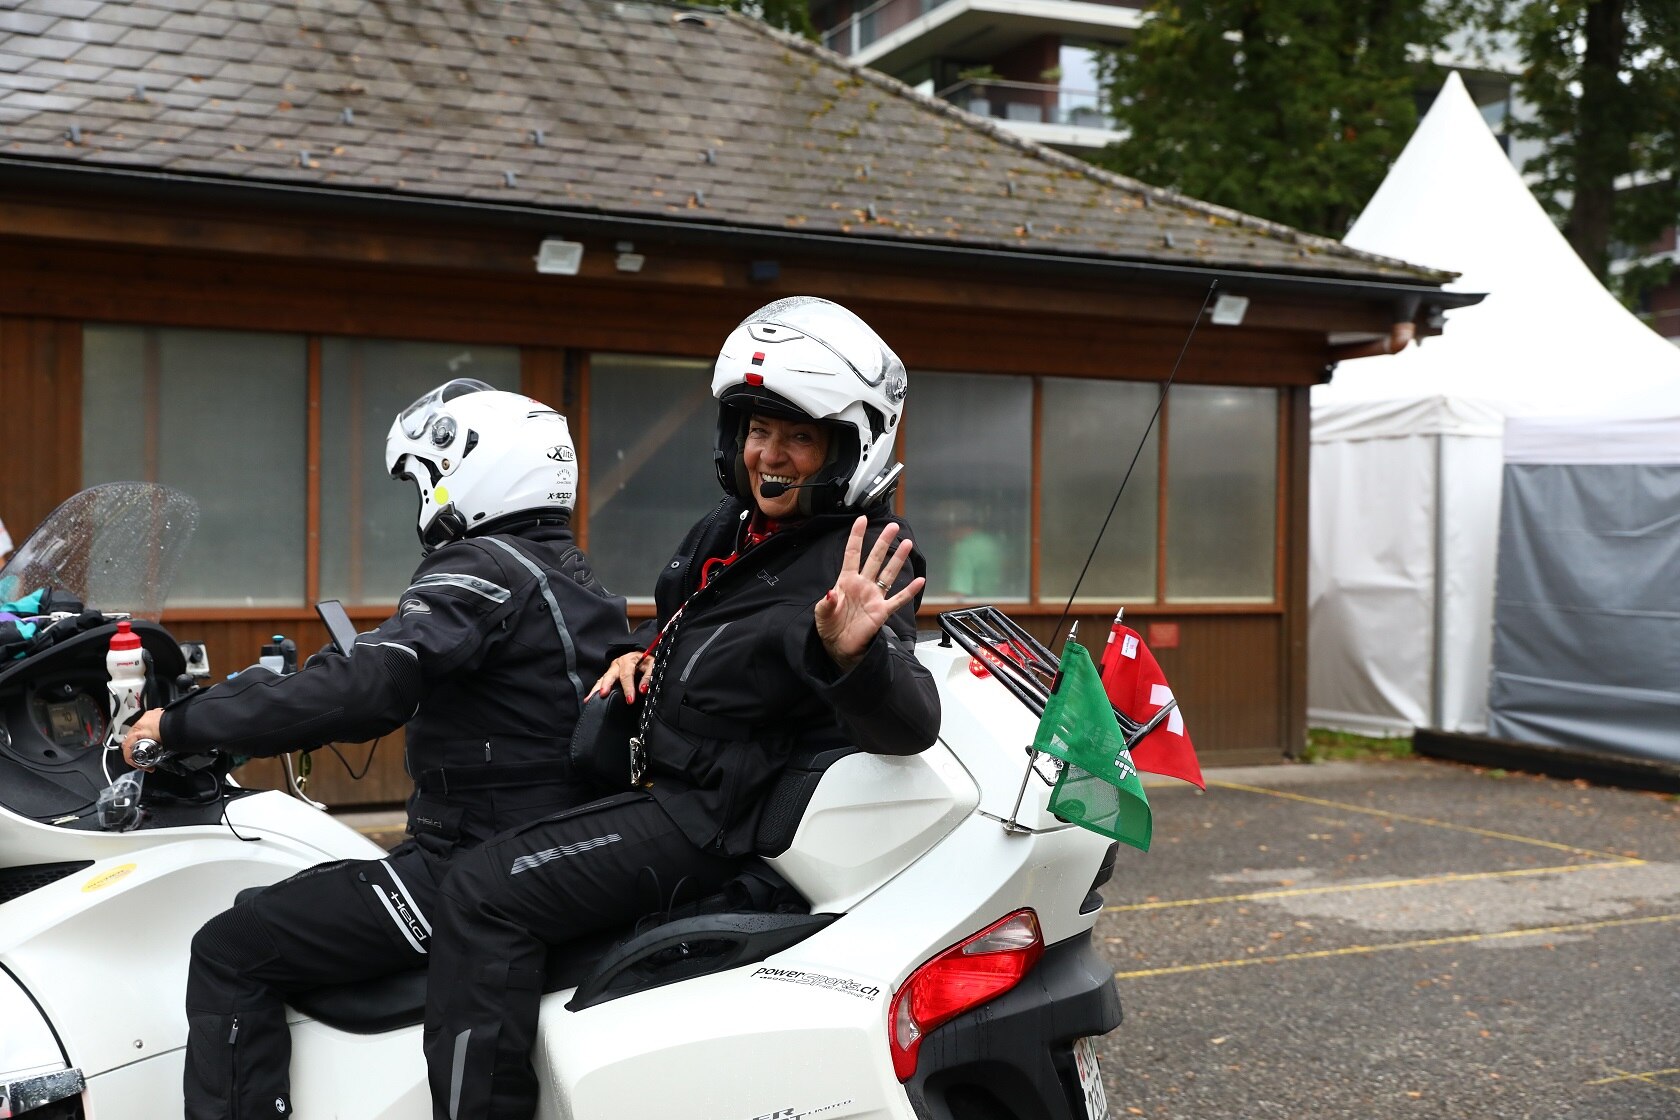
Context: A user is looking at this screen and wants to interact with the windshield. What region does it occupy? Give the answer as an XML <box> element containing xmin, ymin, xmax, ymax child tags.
<box><xmin>0</xmin><ymin>483</ymin><xmax>198</xmax><ymax>621</ymax></box>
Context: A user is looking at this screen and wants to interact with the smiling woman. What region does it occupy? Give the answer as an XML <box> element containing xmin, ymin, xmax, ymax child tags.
<box><xmin>744</xmin><ymin>414</ymin><xmax>832</xmax><ymax>520</ymax></box>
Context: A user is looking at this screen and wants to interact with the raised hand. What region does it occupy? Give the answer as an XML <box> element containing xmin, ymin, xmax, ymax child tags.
<box><xmin>814</xmin><ymin>516</ymin><xmax>925</xmax><ymax>672</ymax></box>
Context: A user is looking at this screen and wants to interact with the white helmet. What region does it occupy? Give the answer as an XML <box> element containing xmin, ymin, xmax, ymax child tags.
<box><xmin>385</xmin><ymin>378</ymin><xmax>578</xmax><ymax>553</ymax></box>
<box><xmin>711</xmin><ymin>297</ymin><xmax>908</xmax><ymax>515</ymax></box>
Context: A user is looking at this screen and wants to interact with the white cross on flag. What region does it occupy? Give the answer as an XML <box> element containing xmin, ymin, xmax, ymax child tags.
<box><xmin>1097</xmin><ymin>618</ymin><xmax>1203</xmax><ymax>788</ymax></box>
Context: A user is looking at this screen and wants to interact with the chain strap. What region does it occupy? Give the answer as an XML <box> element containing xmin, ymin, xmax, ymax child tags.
<box><xmin>628</xmin><ymin>598</ymin><xmax>690</xmax><ymax>786</ymax></box>
<box><xmin>628</xmin><ymin>504</ymin><xmax>748</xmax><ymax>786</ymax></box>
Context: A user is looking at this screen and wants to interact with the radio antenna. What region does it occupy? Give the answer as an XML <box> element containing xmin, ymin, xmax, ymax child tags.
<box><xmin>1051</xmin><ymin>280</ymin><xmax>1220</xmax><ymax>648</ymax></box>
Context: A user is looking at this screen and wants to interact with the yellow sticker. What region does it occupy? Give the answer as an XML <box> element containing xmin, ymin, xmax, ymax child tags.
<box><xmin>82</xmin><ymin>863</ymin><xmax>137</xmax><ymax>893</ymax></box>
<box><xmin>434</xmin><ymin>486</ymin><xmax>449</xmax><ymax>505</ymax></box>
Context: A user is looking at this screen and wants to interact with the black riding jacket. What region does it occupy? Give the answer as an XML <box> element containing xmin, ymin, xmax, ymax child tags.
<box><xmin>630</xmin><ymin>498</ymin><xmax>941</xmax><ymax>856</ymax></box>
<box><xmin>160</xmin><ymin>520</ymin><xmax>630</xmax><ymax>847</ymax></box>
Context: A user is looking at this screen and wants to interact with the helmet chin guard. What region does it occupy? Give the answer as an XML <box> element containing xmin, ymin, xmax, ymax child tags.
<box><xmin>385</xmin><ymin>380</ymin><xmax>578</xmax><ymax>553</ymax></box>
<box><xmin>710</xmin><ymin>297</ymin><xmax>907</xmax><ymax>515</ymax></box>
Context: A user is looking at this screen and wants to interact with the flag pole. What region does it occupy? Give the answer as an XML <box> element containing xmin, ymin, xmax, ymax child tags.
<box><xmin>1003</xmin><ymin>620</ymin><xmax>1079</xmax><ymax>832</ymax></box>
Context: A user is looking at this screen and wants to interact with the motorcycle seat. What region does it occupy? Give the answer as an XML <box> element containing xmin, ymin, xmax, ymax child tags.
<box><xmin>282</xmin><ymin>742</ymin><xmax>857</xmax><ymax>1033</ymax></box>
<box><xmin>285</xmin><ymin>928</ymin><xmax>622</xmax><ymax>1035</ymax></box>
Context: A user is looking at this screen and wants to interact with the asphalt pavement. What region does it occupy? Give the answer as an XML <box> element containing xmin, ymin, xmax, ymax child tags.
<box><xmin>1090</xmin><ymin>757</ymin><xmax>1680</xmax><ymax>1120</ymax></box>
<box><xmin>333</xmin><ymin>755</ymin><xmax>1680</xmax><ymax>1117</ymax></box>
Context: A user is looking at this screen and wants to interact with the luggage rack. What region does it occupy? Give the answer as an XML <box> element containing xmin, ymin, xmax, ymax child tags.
<box><xmin>936</xmin><ymin>606</ymin><xmax>1178</xmax><ymax>832</ymax></box>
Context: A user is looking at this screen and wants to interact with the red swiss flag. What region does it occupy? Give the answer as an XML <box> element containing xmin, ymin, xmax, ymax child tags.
<box><xmin>1097</xmin><ymin>617</ymin><xmax>1203</xmax><ymax>789</ymax></box>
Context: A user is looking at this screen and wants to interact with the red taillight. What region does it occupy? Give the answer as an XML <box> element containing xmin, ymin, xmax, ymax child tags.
<box><xmin>888</xmin><ymin>909</ymin><xmax>1044</xmax><ymax>1081</ymax></box>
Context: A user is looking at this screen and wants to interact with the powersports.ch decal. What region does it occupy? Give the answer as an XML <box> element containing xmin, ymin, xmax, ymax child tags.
<box><xmin>750</xmin><ymin>966</ymin><xmax>880</xmax><ymax>1000</ymax></box>
<box><xmin>749</xmin><ymin>1100</ymin><xmax>854</xmax><ymax>1120</ymax></box>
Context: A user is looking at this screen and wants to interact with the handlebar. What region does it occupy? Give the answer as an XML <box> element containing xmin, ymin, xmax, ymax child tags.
<box><xmin>129</xmin><ymin>737</ymin><xmax>167</xmax><ymax>769</ymax></box>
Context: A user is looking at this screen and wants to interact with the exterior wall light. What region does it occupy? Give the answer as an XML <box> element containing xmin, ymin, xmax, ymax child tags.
<box><xmin>536</xmin><ymin>239</ymin><xmax>584</xmax><ymax>275</ymax></box>
<box><xmin>615</xmin><ymin>241</ymin><xmax>645</xmax><ymax>273</ymax></box>
<box><xmin>1210</xmin><ymin>293</ymin><xmax>1250</xmax><ymax>325</ymax></box>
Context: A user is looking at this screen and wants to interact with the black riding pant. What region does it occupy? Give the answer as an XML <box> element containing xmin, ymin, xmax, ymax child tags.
<box><xmin>182</xmin><ymin>839</ymin><xmax>448</xmax><ymax>1120</ymax></box>
<box><xmin>422</xmin><ymin>794</ymin><xmax>740</xmax><ymax>1120</ymax></box>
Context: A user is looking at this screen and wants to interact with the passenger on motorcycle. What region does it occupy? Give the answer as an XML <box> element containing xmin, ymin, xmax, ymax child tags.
<box><xmin>120</xmin><ymin>383</ymin><xmax>631</xmax><ymax>1120</ymax></box>
<box><xmin>421</xmin><ymin>298</ymin><xmax>941</xmax><ymax>1120</ymax></box>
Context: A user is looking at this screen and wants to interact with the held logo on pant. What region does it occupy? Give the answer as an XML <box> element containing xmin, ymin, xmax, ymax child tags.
<box><xmin>369</xmin><ymin>861</ymin><xmax>433</xmax><ymax>955</ymax></box>
<box><xmin>510</xmin><ymin>833</ymin><xmax>622</xmax><ymax>875</ymax></box>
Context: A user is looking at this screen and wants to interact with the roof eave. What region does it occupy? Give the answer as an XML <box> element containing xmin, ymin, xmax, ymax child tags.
<box><xmin>0</xmin><ymin>155</ymin><xmax>1484</xmax><ymax>317</ymax></box>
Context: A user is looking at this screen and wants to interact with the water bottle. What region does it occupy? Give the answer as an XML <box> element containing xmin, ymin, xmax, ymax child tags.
<box><xmin>106</xmin><ymin>620</ymin><xmax>147</xmax><ymax>744</ymax></box>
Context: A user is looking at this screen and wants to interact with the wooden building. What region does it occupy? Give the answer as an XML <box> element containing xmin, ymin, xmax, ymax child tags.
<box><xmin>0</xmin><ymin>0</ymin><xmax>1474</xmax><ymax>803</ymax></box>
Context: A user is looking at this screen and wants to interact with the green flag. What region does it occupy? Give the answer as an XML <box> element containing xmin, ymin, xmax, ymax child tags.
<box><xmin>1032</xmin><ymin>640</ymin><xmax>1152</xmax><ymax>851</ymax></box>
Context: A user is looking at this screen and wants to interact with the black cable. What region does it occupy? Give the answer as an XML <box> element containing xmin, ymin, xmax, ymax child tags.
<box><xmin>1051</xmin><ymin>280</ymin><xmax>1220</xmax><ymax>650</ymax></box>
<box><xmin>326</xmin><ymin>737</ymin><xmax>383</xmax><ymax>780</ymax></box>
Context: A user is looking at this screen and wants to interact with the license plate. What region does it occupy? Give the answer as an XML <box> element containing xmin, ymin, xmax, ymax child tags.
<box><xmin>1072</xmin><ymin>1036</ymin><xmax>1110</xmax><ymax>1120</ymax></box>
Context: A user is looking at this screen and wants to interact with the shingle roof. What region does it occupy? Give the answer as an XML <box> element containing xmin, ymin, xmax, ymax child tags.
<box><xmin>0</xmin><ymin>0</ymin><xmax>1450</xmax><ymax>283</ymax></box>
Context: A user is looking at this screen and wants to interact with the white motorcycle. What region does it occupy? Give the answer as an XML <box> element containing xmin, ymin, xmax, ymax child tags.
<box><xmin>0</xmin><ymin>484</ymin><xmax>1120</xmax><ymax>1120</ymax></box>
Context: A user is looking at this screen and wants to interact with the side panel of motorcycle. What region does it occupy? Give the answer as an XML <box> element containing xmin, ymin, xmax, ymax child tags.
<box><xmin>786</xmin><ymin>814</ymin><xmax>1112</xmax><ymax>977</ymax></box>
<box><xmin>538</xmin><ymin>964</ymin><xmax>913</xmax><ymax>1120</ymax></box>
<box><xmin>287</xmin><ymin>1020</ymin><xmax>430</xmax><ymax>1119</ymax></box>
<box><xmin>766</xmin><ymin>745</ymin><xmax>978</xmax><ymax>912</ymax></box>
<box><xmin>0</xmin><ymin>967</ymin><xmax>65</xmax><ymax>1083</ymax></box>
<box><xmin>0</xmin><ymin>793</ymin><xmax>383</xmax><ymax>1087</ymax></box>
<box><xmin>918</xmin><ymin>644</ymin><xmax>1074</xmax><ymax>830</ymax></box>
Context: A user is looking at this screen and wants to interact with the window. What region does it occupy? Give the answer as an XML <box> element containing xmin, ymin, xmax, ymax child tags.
<box><xmin>1039</xmin><ymin>378</ymin><xmax>1159</xmax><ymax>603</ymax></box>
<box><xmin>83</xmin><ymin>325</ymin><xmax>1281</xmax><ymax>613</ymax></box>
<box><xmin>585</xmin><ymin>354</ymin><xmax>718</xmax><ymax>599</ymax></box>
<box><xmin>1164</xmin><ymin>385</ymin><xmax>1277</xmax><ymax>602</ymax></box>
<box><xmin>83</xmin><ymin>325</ymin><xmax>519</xmax><ymax>609</ymax></box>
<box><xmin>319</xmin><ymin>340</ymin><xmax>517</xmax><ymax>604</ymax></box>
<box><xmin>83</xmin><ymin>325</ymin><xmax>308</xmax><ymax>607</ymax></box>
<box><xmin>903</xmin><ymin>373</ymin><xmax>1031</xmax><ymax>601</ymax></box>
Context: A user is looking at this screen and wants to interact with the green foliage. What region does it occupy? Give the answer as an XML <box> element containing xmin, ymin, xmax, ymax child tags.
<box><xmin>690</xmin><ymin>0</ymin><xmax>816</xmax><ymax>38</ymax></box>
<box><xmin>1092</xmin><ymin>0</ymin><xmax>1448</xmax><ymax>237</ymax></box>
<box><xmin>1444</xmin><ymin>0</ymin><xmax>1680</xmax><ymax>285</ymax></box>
<box><xmin>1302</xmin><ymin>727</ymin><xmax>1414</xmax><ymax>763</ymax></box>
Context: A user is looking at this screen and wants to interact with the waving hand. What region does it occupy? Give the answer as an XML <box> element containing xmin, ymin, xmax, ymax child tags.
<box><xmin>815</xmin><ymin>517</ymin><xmax>925</xmax><ymax>672</ymax></box>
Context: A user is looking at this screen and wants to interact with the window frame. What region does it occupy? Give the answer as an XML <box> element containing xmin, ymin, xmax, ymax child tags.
<box><xmin>94</xmin><ymin>329</ymin><xmax>1287</xmax><ymax>620</ymax></box>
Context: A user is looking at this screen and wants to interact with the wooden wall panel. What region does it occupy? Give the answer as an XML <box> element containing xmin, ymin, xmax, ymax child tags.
<box><xmin>0</xmin><ymin>193</ymin><xmax>1403</xmax><ymax>339</ymax></box>
<box><xmin>0</xmin><ymin>316</ymin><xmax>82</xmax><ymax>545</ymax></box>
<box><xmin>1011</xmin><ymin>610</ymin><xmax>1284</xmax><ymax>764</ymax></box>
<box><xmin>3</xmin><ymin>241</ymin><xmax>1334</xmax><ymax>387</ymax></box>
<box><xmin>169</xmin><ymin>616</ymin><xmax>410</xmax><ymax>808</ymax></box>
<box><xmin>181</xmin><ymin>600</ymin><xmax>1291</xmax><ymax>813</ymax></box>
<box><xmin>5</xmin><ymin>228</ymin><xmax>1321</xmax><ymax>812</ymax></box>
<box><xmin>1281</xmin><ymin>386</ymin><xmax>1311</xmax><ymax>758</ymax></box>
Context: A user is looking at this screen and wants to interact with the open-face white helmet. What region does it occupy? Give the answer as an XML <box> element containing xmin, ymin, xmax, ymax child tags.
<box><xmin>711</xmin><ymin>297</ymin><xmax>908</xmax><ymax>516</ymax></box>
<box><xmin>385</xmin><ymin>378</ymin><xmax>578</xmax><ymax>553</ymax></box>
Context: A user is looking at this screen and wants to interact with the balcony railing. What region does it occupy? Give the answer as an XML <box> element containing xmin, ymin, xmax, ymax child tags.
<box><xmin>936</xmin><ymin>79</ymin><xmax>1116</xmax><ymax>131</ymax></box>
<box><xmin>821</xmin><ymin>0</ymin><xmax>945</xmax><ymax>58</ymax></box>
<box><xmin>820</xmin><ymin>0</ymin><xmax>1142</xmax><ymax>58</ymax></box>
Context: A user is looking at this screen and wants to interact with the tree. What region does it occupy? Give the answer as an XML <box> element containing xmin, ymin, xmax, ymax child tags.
<box><xmin>1450</xmin><ymin>0</ymin><xmax>1680</xmax><ymax>290</ymax></box>
<box><xmin>694</xmin><ymin>0</ymin><xmax>815</xmax><ymax>38</ymax></box>
<box><xmin>1092</xmin><ymin>0</ymin><xmax>1448</xmax><ymax>238</ymax></box>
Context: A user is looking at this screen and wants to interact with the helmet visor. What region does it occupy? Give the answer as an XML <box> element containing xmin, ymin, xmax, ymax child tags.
<box><xmin>742</xmin><ymin>297</ymin><xmax>897</xmax><ymax>389</ymax></box>
<box><xmin>398</xmin><ymin>378</ymin><xmax>495</xmax><ymax>439</ymax></box>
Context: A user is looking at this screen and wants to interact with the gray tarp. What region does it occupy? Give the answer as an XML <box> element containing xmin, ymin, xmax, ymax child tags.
<box><xmin>1487</xmin><ymin>463</ymin><xmax>1680</xmax><ymax>762</ymax></box>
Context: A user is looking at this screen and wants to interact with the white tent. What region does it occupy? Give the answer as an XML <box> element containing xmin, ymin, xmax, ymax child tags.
<box><xmin>1486</xmin><ymin>387</ymin><xmax>1680</xmax><ymax>762</ymax></box>
<box><xmin>1308</xmin><ymin>72</ymin><xmax>1680</xmax><ymax>736</ymax></box>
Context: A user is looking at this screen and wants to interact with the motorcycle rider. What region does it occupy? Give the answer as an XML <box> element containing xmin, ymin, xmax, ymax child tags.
<box><xmin>121</xmin><ymin>381</ymin><xmax>630</xmax><ymax>1120</ymax></box>
<box><xmin>420</xmin><ymin>298</ymin><xmax>941</xmax><ymax>1120</ymax></box>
